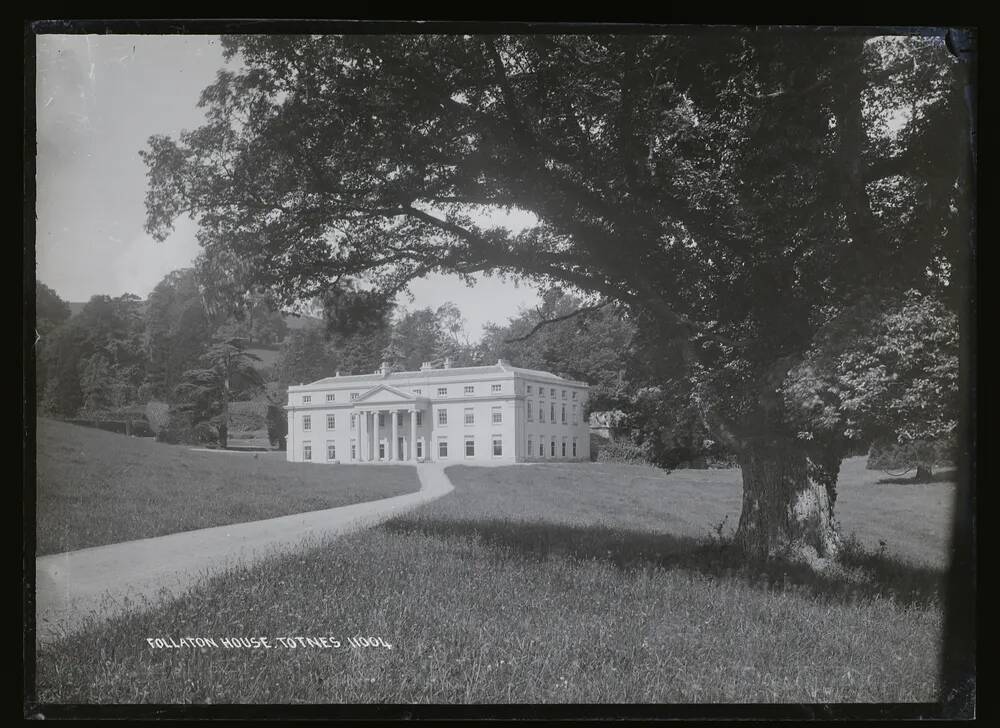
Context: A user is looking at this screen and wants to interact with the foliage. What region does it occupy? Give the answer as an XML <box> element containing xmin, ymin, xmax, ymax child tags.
<box><xmin>867</xmin><ymin>438</ymin><xmax>955</xmax><ymax>473</ymax></box>
<box><xmin>35</xmin><ymin>280</ymin><xmax>71</xmax><ymax>339</ymax></box>
<box><xmin>594</xmin><ymin>439</ymin><xmax>651</xmax><ymax>466</ymax></box>
<box><xmin>145</xmin><ymin>400</ymin><xmax>171</xmax><ymax>435</ymax></box>
<box><xmin>144</xmin><ymin>268</ymin><xmax>212</xmax><ymax>399</ymax></box>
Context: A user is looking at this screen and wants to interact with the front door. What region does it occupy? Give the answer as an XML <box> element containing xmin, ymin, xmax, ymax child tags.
<box><xmin>398</xmin><ymin>437</ymin><xmax>405</xmax><ymax>460</ymax></box>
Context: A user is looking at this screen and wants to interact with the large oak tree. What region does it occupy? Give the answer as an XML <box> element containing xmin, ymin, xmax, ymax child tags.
<box><xmin>142</xmin><ymin>31</ymin><xmax>972</xmax><ymax>564</ymax></box>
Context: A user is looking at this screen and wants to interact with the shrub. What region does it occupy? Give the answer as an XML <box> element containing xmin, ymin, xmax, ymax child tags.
<box><xmin>145</xmin><ymin>400</ymin><xmax>171</xmax><ymax>435</ymax></box>
<box><xmin>595</xmin><ymin>438</ymin><xmax>651</xmax><ymax>466</ymax></box>
<box><xmin>155</xmin><ymin>407</ymin><xmax>199</xmax><ymax>445</ymax></box>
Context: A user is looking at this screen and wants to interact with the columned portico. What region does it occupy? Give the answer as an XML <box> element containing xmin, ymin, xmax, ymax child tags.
<box><xmin>346</xmin><ymin>384</ymin><xmax>429</xmax><ymax>464</ymax></box>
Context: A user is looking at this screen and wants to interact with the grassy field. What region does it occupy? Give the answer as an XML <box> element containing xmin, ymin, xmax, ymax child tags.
<box><xmin>35</xmin><ymin>456</ymin><xmax>955</xmax><ymax>704</ymax></box>
<box><xmin>35</xmin><ymin>419</ymin><xmax>421</xmax><ymax>555</ymax></box>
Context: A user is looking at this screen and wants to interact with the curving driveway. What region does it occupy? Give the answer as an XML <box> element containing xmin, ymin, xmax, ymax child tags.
<box><xmin>34</xmin><ymin>463</ymin><xmax>454</xmax><ymax>645</ymax></box>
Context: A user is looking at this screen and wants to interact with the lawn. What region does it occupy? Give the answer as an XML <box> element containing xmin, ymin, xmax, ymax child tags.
<box><xmin>34</xmin><ymin>418</ymin><xmax>421</xmax><ymax>555</ymax></box>
<box><xmin>35</xmin><ymin>456</ymin><xmax>955</xmax><ymax>704</ymax></box>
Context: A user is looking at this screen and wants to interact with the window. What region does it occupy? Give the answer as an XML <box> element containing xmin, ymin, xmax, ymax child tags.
<box><xmin>550</xmin><ymin>388</ymin><xmax>556</xmax><ymax>397</ymax></box>
<box><xmin>550</xmin><ymin>403</ymin><xmax>555</xmax><ymax>422</ymax></box>
<box><xmin>350</xmin><ymin>440</ymin><xmax>357</xmax><ymax>460</ymax></box>
<box><xmin>572</xmin><ymin>391</ymin><xmax>577</xmax><ymax>400</ymax></box>
<box><xmin>350</xmin><ymin>414</ymin><xmax>356</xmax><ymax>430</ymax></box>
<box><xmin>303</xmin><ymin>415</ymin><xmax>311</xmax><ymax>431</ymax></box>
<box><xmin>438</xmin><ymin>438</ymin><xmax>448</xmax><ymax>458</ymax></box>
<box><xmin>327</xmin><ymin>441</ymin><xmax>336</xmax><ymax>461</ymax></box>
<box><xmin>438</xmin><ymin>408</ymin><xmax>448</xmax><ymax>425</ymax></box>
<box><xmin>303</xmin><ymin>395</ymin><xmax>311</xmax><ymax>404</ymax></box>
<box><xmin>397</xmin><ymin>412</ymin><xmax>404</xmax><ymax>426</ymax></box>
<box><xmin>572</xmin><ymin>404</ymin><xmax>578</xmax><ymax>424</ymax></box>
<box><xmin>539</xmin><ymin>439</ymin><xmax>545</xmax><ymax>457</ymax></box>
<box><xmin>437</xmin><ymin>387</ymin><xmax>448</xmax><ymax>396</ymax></box>
<box><xmin>416</xmin><ymin>411</ymin><xmax>423</xmax><ymax>426</ymax></box>
<box><xmin>379</xmin><ymin>442</ymin><xmax>386</xmax><ymax>460</ymax></box>
<box><xmin>540</xmin><ymin>387</ymin><xmax>546</xmax><ymax>398</ymax></box>
<box><xmin>561</xmin><ymin>404</ymin><xmax>567</xmax><ymax>424</ymax></box>
<box><xmin>572</xmin><ymin>438</ymin><xmax>578</xmax><ymax>457</ymax></box>
<box><xmin>562</xmin><ymin>440</ymin><xmax>567</xmax><ymax>457</ymax></box>
<box><xmin>464</xmin><ymin>408</ymin><xmax>475</xmax><ymax>425</ymax></box>
<box><xmin>326</xmin><ymin>414</ymin><xmax>335</xmax><ymax>430</ymax></box>
<box><xmin>416</xmin><ymin>440</ymin><xmax>423</xmax><ymax>459</ymax></box>
<box><xmin>465</xmin><ymin>437</ymin><xmax>475</xmax><ymax>457</ymax></box>
<box><xmin>412</xmin><ymin>388</ymin><xmax>422</xmax><ymax>395</ymax></box>
<box><xmin>527</xmin><ymin>401</ymin><xmax>534</xmax><ymax>421</ymax></box>
<box><xmin>528</xmin><ymin>437</ymin><xmax>533</xmax><ymax>455</ymax></box>
<box><xmin>492</xmin><ymin>407</ymin><xmax>502</xmax><ymax>424</ymax></box>
<box><xmin>303</xmin><ymin>442</ymin><xmax>312</xmax><ymax>460</ymax></box>
<box><xmin>551</xmin><ymin>440</ymin><xmax>556</xmax><ymax>457</ymax></box>
<box><xmin>562</xmin><ymin>390</ymin><xmax>567</xmax><ymax>399</ymax></box>
<box><xmin>350</xmin><ymin>392</ymin><xmax>359</xmax><ymax>400</ymax></box>
<box><xmin>326</xmin><ymin>393</ymin><xmax>335</xmax><ymax>402</ymax></box>
<box><xmin>378</xmin><ymin>413</ymin><xmax>385</xmax><ymax>427</ymax></box>
<box><xmin>492</xmin><ymin>437</ymin><xmax>503</xmax><ymax>456</ymax></box>
<box><xmin>539</xmin><ymin>405</ymin><xmax>545</xmax><ymax>423</ymax></box>
<box><xmin>464</xmin><ymin>385</ymin><xmax>475</xmax><ymax>395</ymax></box>
<box><xmin>527</xmin><ymin>385</ymin><xmax>533</xmax><ymax>394</ymax></box>
<box><xmin>491</xmin><ymin>384</ymin><xmax>502</xmax><ymax>393</ymax></box>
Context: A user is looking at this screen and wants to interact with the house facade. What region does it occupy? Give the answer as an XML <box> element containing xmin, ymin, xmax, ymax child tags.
<box><xmin>285</xmin><ymin>359</ymin><xmax>590</xmax><ymax>464</ymax></box>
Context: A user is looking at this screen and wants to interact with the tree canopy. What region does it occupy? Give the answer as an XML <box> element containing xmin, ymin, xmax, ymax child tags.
<box><xmin>142</xmin><ymin>32</ymin><xmax>972</xmax><ymax>560</ymax></box>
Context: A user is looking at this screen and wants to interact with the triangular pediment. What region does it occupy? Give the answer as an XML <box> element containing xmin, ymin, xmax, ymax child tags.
<box><xmin>353</xmin><ymin>383</ymin><xmax>423</xmax><ymax>405</ymax></box>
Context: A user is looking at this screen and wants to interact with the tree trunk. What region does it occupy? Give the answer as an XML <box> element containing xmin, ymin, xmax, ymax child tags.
<box><xmin>915</xmin><ymin>464</ymin><xmax>933</xmax><ymax>481</ymax></box>
<box><xmin>735</xmin><ymin>442</ymin><xmax>842</xmax><ymax>567</ymax></box>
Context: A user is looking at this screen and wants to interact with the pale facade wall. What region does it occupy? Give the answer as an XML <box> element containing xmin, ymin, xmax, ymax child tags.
<box><xmin>285</xmin><ymin>365</ymin><xmax>589</xmax><ymax>465</ymax></box>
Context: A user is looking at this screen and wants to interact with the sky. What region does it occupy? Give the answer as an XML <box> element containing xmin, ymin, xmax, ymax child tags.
<box><xmin>34</xmin><ymin>34</ymin><xmax>541</xmax><ymax>339</ymax></box>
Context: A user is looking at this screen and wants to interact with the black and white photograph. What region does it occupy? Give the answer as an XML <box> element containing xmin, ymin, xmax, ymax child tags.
<box><xmin>25</xmin><ymin>21</ymin><xmax>976</xmax><ymax>717</ymax></box>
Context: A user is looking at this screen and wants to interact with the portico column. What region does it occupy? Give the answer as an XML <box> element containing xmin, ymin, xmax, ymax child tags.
<box><xmin>409</xmin><ymin>409</ymin><xmax>417</xmax><ymax>461</ymax></box>
<box><xmin>390</xmin><ymin>408</ymin><xmax>399</xmax><ymax>461</ymax></box>
<box><xmin>367</xmin><ymin>411</ymin><xmax>375</xmax><ymax>462</ymax></box>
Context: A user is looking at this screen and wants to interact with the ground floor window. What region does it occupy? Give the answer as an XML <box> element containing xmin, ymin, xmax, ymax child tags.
<box><xmin>438</xmin><ymin>438</ymin><xmax>448</xmax><ymax>458</ymax></box>
<box><xmin>416</xmin><ymin>440</ymin><xmax>423</xmax><ymax>459</ymax></box>
<box><xmin>327</xmin><ymin>441</ymin><xmax>336</xmax><ymax>461</ymax></box>
<box><xmin>303</xmin><ymin>442</ymin><xmax>312</xmax><ymax>461</ymax></box>
<box><xmin>492</xmin><ymin>436</ymin><xmax>502</xmax><ymax>456</ymax></box>
<box><xmin>572</xmin><ymin>438</ymin><xmax>577</xmax><ymax>457</ymax></box>
<box><xmin>350</xmin><ymin>440</ymin><xmax>356</xmax><ymax>460</ymax></box>
<box><xmin>379</xmin><ymin>442</ymin><xmax>386</xmax><ymax>460</ymax></box>
<box><xmin>539</xmin><ymin>440</ymin><xmax>544</xmax><ymax>457</ymax></box>
<box><xmin>551</xmin><ymin>440</ymin><xmax>556</xmax><ymax>457</ymax></box>
<box><xmin>528</xmin><ymin>438</ymin><xmax>533</xmax><ymax>456</ymax></box>
<box><xmin>562</xmin><ymin>440</ymin><xmax>566</xmax><ymax>457</ymax></box>
<box><xmin>465</xmin><ymin>437</ymin><xmax>475</xmax><ymax>457</ymax></box>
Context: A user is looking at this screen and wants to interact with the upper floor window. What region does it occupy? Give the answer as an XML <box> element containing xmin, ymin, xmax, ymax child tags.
<box><xmin>378</xmin><ymin>413</ymin><xmax>385</xmax><ymax>427</ymax></box>
<box><xmin>550</xmin><ymin>388</ymin><xmax>556</xmax><ymax>398</ymax></box>
<box><xmin>540</xmin><ymin>387</ymin><xmax>546</xmax><ymax>398</ymax></box>
<box><xmin>492</xmin><ymin>407</ymin><xmax>502</xmax><ymax>425</ymax></box>
<box><xmin>539</xmin><ymin>405</ymin><xmax>545</xmax><ymax>423</ymax></box>
<box><xmin>572</xmin><ymin>391</ymin><xmax>577</xmax><ymax>400</ymax></box>
<box><xmin>397</xmin><ymin>412</ymin><xmax>404</xmax><ymax>426</ymax></box>
<box><xmin>550</xmin><ymin>403</ymin><xmax>556</xmax><ymax>422</ymax></box>
<box><xmin>437</xmin><ymin>387</ymin><xmax>448</xmax><ymax>396</ymax></box>
<box><xmin>561</xmin><ymin>404</ymin><xmax>567</xmax><ymax>424</ymax></box>
<box><xmin>326</xmin><ymin>414</ymin><xmax>335</xmax><ymax>430</ymax></box>
<box><xmin>562</xmin><ymin>390</ymin><xmax>567</xmax><ymax>399</ymax></box>
<box><xmin>572</xmin><ymin>404</ymin><xmax>578</xmax><ymax>424</ymax></box>
<box><xmin>464</xmin><ymin>385</ymin><xmax>475</xmax><ymax>395</ymax></box>
<box><xmin>464</xmin><ymin>408</ymin><xmax>475</xmax><ymax>425</ymax></box>
<box><xmin>527</xmin><ymin>401</ymin><xmax>534</xmax><ymax>421</ymax></box>
<box><xmin>526</xmin><ymin>385</ymin><xmax>533</xmax><ymax>394</ymax></box>
<box><xmin>303</xmin><ymin>415</ymin><xmax>311</xmax><ymax>431</ymax></box>
<box><xmin>326</xmin><ymin>393</ymin><xmax>335</xmax><ymax>402</ymax></box>
<box><xmin>303</xmin><ymin>395</ymin><xmax>311</xmax><ymax>404</ymax></box>
<box><xmin>438</xmin><ymin>408</ymin><xmax>448</xmax><ymax>425</ymax></box>
<box><xmin>491</xmin><ymin>384</ymin><xmax>502</xmax><ymax>393</ymax></box>
<box><xmin>416</xmin><ymin>411</ymin><xmax>423</xmax><ymax>426</ymax></box>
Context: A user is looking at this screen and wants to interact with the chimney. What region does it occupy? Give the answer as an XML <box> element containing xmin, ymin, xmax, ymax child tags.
<box><xmin>443</xmin><ymin>357</ymin><xmax>452</xmax><ymax>369</ymax></box>
<box><xmin>335</xmin><ymin>371</ymin><xmax>341</xmax><ymax>378</ymax></box>
<box><xmin>420</xmin><ymin>361</ymin><xmax>433</xmax><ymax>371</ymax></box>
<box><xmin>380</xmin><ymin>361</ymin><xmax>390</xmax><ymax>376</ymax></box>
<box><xmin>497</xmin><ymin>358</ymin><xmax>509</xmax><ymax>369</ymax></box>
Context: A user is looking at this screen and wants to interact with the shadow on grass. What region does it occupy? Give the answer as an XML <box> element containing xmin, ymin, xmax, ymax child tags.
<box><xmin>875</xmin><ymin>468</ymin><xmax>958</xmax><ymax>485</ymax></box>
<box><xmin>382</xmin><ymin>515</ymin><xmax>943</xmax><ymax>608</ymax></box>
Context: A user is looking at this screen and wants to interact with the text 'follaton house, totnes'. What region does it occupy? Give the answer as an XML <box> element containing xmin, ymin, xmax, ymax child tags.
<box><xmin>285</xmin><ymin>358</ymin><xmax>590</xmax><ymax>464</ymax></box>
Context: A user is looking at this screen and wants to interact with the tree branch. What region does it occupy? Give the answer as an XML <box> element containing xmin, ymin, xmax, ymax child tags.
<box><xmin>503</xmin><ymin>301</ymin><xmax>613</xmax><ymax>343</ymax></box>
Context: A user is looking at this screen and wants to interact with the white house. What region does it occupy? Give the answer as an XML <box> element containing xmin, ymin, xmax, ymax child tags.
<box><xmin>285</xmin><ymin>358</ymin><xmax>590</xmax><ymax>464</ymax></box>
